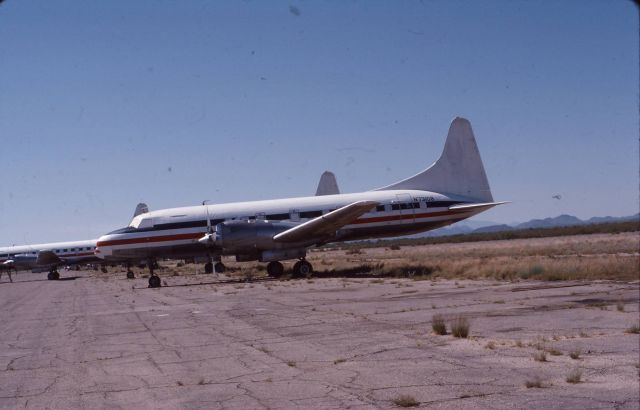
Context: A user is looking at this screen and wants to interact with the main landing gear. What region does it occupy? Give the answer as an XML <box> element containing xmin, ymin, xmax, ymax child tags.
<box><xmin>266</xmin><ymin>259</ymin><xmax>313</xmax><ymax>278</ymax></box>
<box><xmin>47</xmin><ymin>268</ymin><xmax>60</xmax><ymax>281</ymax></box>
<box><xmin>266</xmin><ymin>261</ymin><xmax>284</xmax><ymax>277</ymax></box>
<box><xmin>204</xmin><ymin>261</ymin><xmax>226</xmax><ymax>274</ymax></box>
<box><xmin>293</xmin><ymin>260</ymin><xmax>313</xmax><ymax>277</ymax></box>
<box><xmin>126</xmin><ymin>264</ymin><xmax>135</xmax><ymax>279</ymax></box>
<box><xmin>147</xmin><ymin>261</ymin><xmax>161</xmax><ymax>288</ymax></box>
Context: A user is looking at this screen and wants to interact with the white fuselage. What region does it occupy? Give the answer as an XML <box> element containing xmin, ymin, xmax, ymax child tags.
<box><xmin>0</xmin><ymin>240</ymin><xmax>99</xmax><ymax>271</ymax></box>
<box><xmin>95</xmin><ymin>189</ymin><xmax>483</xmax><ymax>262</ymax></box>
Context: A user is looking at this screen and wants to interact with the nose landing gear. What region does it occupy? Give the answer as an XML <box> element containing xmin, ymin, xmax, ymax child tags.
<box><xmin>147</xmin><ymin>260</ymin><xmax>161</xmax><ymax>288</ymax></box>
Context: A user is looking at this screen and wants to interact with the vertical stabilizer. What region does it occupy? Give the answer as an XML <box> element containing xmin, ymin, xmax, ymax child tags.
<box><xmin>315</xmin><ymin>171</ymin><xmax>340</xmax><ymax>196</ymax></box>
<box><xmin>375</xmin><ymin>117</ymin><xmax>493</xmax><ymax>202</ymax></box>
<box><xmin>133</xmin><ymin>203</ymin><xmax>149</xmax><ymax>218</ymax></box>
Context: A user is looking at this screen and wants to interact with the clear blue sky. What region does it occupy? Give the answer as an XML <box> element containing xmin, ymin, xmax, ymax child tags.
<box><xmin>0</xmin><ymin>1</ymin><xmax>637</xmax><ymax>244</ymax></box>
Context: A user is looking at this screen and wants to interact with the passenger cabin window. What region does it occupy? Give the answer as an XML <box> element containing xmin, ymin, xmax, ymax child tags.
<box><xmin>376</xmin><ymin>205</ymin><xmax>385</xmax><ymax>212</ymax></box>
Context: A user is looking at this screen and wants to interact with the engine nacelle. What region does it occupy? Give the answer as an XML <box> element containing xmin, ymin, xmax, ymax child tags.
<box><xmin>213</xmin><ymin>220</ymin><xmax>293</xmax><ymax>253</ymax></box>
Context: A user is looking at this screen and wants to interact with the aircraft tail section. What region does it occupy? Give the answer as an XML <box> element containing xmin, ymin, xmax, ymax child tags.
<box><xmin>376</xmin><ymin>117</ymin><xmax>493</xmax><ymax>202</ymax></box>
<box><xmin>315</xmin><ymin>171</ymin><xmax>340</xmax><ymax>196</ymax></box>
<box><xmin>133</xmin><ymin>203</ymin><xmax>149</xmax><ymax>219</ymax></box>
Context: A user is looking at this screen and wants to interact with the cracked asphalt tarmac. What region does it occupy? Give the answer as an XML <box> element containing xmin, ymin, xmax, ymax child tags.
<box><xmin>0</xmin><ymin>270</ymin><xmax>638</xmax><ymax>409</ymax></box>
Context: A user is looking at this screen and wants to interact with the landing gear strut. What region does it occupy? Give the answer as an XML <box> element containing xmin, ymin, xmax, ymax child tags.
<box><xmin>266</xmin><ymin>261</ymin><xmax>284</xmax><ymax>277</ymax></box>
<box><xmin>47</xmin><ymin>268</ymin><xmax>60</xmax><ymax>281</ymax></box>
<box><xmin>147</xmin><ymin>261</ymin><xmax>161</xmax><ymax>288</ymax></box>
<box><xmin>292</xmin><ymin>260</ymin><xmax>313</xmax><ymax>277</ymax></box>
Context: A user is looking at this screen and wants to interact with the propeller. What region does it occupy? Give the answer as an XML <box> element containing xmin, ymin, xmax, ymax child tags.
<box><xmin>198</xmin><ymin>200</ymin><xmax>216</xmax><ymax>246</ymax></box>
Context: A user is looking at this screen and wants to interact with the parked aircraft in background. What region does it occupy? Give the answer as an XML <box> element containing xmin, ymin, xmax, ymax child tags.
<box><xmin>96</xmin><ymin>117</ymin><xmax>506</xmax><ymax>288</ymax></box>
<box><xmin>0</xmin><ymin>203</ymin><xmax>150</xmax><ymax>280</ymax></box>
<box><xmin>0</xmin><ymin>240</ymin><xmax>100</xmax><ymax>280</ymax></box>
<box><xmin>315</xmin><ymin>171</ymin><xmax>340</xmax><ymax>196</ymax></box>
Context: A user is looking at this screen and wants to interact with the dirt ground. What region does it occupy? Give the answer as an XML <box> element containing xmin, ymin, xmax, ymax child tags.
<box><xmin>0</xmin><ymin>267</ymin><xmax>637</xmax><ymax>409</ymax></box>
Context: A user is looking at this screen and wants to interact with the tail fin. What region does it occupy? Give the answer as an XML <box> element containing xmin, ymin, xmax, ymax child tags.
<box><xmin>375</xmin><ymin>117</ymin><xmax>493</xmax><ymax>202</ymax></box>
<box><xmin>315</xmin><ymin>171</ymin><xmax>340</xmax><ymax>196</ymax></box>
<box><xmin>132</xmin><ymin>203</ymin><xmax>149</xmax><ymax>219</ymax></box>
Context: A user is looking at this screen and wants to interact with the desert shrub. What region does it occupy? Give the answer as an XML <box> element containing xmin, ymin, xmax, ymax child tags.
<box><xmin>533</xmin><ymin>351</ymin><xmax>547</xmax><ymax>362</ymax></box>
<box><xmin>566</xmin><ymin>368</ymin><xmax>582</xmax><ymax>383</ymax></box>
<box><xmin>525</xmin><ymin>376</ymin><xmax>543</xmax><ymax>388</ymax></box>
<box><xmin>431</xmin><ymin>314</ymin><xmax>447</xmax><ymax>335</ymax></box>
<box><xmin>450</xmin><ymin>316</ymin><xmax>470</xmax><ymax>338</ymax></box>
<box><xmin>392</xmin><ymin>395</ymin><xmax>420</xmax><ymax>407</ymax></box>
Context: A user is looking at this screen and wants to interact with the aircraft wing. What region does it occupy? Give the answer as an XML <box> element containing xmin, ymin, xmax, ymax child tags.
<box><xmin>36</xmin><ymin>250</ymin><xmax>63</xmax><ymax>266</ymax></box>
<box><xmin>273</xmin><ymin>200</ymin><xmax>378</xmax><ymax>243</ymax></box>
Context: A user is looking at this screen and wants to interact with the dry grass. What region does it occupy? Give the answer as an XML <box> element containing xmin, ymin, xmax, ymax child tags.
<box><xmin>625</xmin><ymin>324</ymin><xmax>640</xmax><ymax>334</ymax></box>
<box><xmin>566</xmin><ymin>368</ymin><xmax>583</xmax><ymax>383</ymax></box>
<box><xmin>450</xmin><ymin>316</ymin><xmax>470</xmax><ymax>338</ymax></box>
<box><xmin>431</xmin><ymin>314</ymin><xmax>447</xmax><ymax>335</ymax></box>
<box><xmin>525</xmin><ymin>376</ymin><xmax>544</xmax><ymax>388</ymax></box>
<box><xmin>569</xmin><ymin>349</ymin><xmax>581</xmax><ymax>360</ymax></box>
<box><xmin>392</xmin><ymin>395</ymin><xmax>420</xmax><ymax>407</ymax></box>
<box><xmin>546</xmin><ymin>348</ymin><xmax>563</xmax><ymax>356</ymax></box>
<box><xmin>307</xmin><ymin>233</ymin><xmax>639</xmax><ymax>281</ymax></box>
<box><xmin>616</xmin><ymin>299</ymin><xmax>625</xmax><ymax>312</ymax></box>
<box><xmin>286</xmin><ymin>361</ymin><xmax>296</xmax><ymax>367</ymax></box>
<box><xmin>147</xmin><ymin>232</ymin><xmax>638</xmax><ymax>282</ymax></box>
<box><xmin>533</xmin><ymin>351</ymin><xmax>547</xmax><ymax>362</ymax></box>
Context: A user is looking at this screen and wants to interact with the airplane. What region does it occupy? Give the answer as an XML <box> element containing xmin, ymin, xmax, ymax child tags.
<box><xmin>0</xmin><ymin>240</ymin><xmax>100</xmax><ymax>280</ymax></box>
<box><xmin>0</xmin><ymin>203</ymin><xmax>151</xmax><ymax>280</ymax></box>
<box><xmin>0</xmin><ymin>174</ymin><xmax>335</xmax><ymax>282</ymax></box>
<box><xmin>95</xmin><ymin>117</ymin><xmax>506</xmax><ymax>288</ymax></box>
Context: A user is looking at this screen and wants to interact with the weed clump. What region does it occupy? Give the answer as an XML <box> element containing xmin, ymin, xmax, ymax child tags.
<box><xmin>431</xmin><ymin>314</ymin><xmax>447</xmax><ymax>335</ymax></box>
<box><xmin>566</xmin><ymin>368</ymin><xmax>583</xmax><ymax>384</ymax></box>
<box><xmin>569</xmin><ymin>349</ymin><xmax>581</xmax><ymax>360</ymax></box>
<box><xmin>392</xmin><ymin>395</ymin><xmax>420</xmax><ymax>407</ymax></box>
<box><xmin>525</xmin><ymin>376</ymin><xmax>543</xmax><ymax>388</ymax></box>
<box><xmin>625</xmin><ymin>324</ymin><xmax>640</xmax><ymax>334</ymax></box>
<box><xmin>533</xmin><ymin>351</ymin><xmax>547</xmax><ymax>362</ymax></box>
<box><xmin>450</xmin><ymin>316</ymin><xmax>470</xmax><ymax>338</ymax></box>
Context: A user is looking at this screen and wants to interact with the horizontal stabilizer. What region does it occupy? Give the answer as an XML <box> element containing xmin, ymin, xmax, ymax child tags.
<box><xmin>274</xmin><ymin>200</ymin><xmax>378</xmax><ymax>243</ymax></box>
<box><xmin>449</xmin><ymin>201</ymin><xmax>509</xmax><ymax>212</ymax></box>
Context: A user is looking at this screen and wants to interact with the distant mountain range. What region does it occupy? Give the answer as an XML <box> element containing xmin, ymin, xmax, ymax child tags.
<box><xmin>422</xmin><ymin>213</ymin><xmax>639</xmax><ymax>237</ymax></box>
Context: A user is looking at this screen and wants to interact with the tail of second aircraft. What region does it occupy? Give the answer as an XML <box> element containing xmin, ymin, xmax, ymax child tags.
<box><xmin>375</xmin><ymin>117</ymin><xmax>494</xmax><ymax>203</ymax></box>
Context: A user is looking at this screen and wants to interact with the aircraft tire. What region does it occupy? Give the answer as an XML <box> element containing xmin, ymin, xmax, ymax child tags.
<box><xmin>126</xmin><ymin>271</ymin><xmax>135</xmax><ymax>279</ymax></box>
<box><xmin>47</xmin><ymin>272</ymin><xmax>55</xmax><ymax>281</ymax></box>
<box><xmin>214</xmin><ymin>262</ymin><xmax>225</xmax><ymax>274</ymax></box>
<box><xmin>297</xmin><ymin>260</ymin><xmax>313</xmax><ymax>277</ymax></box>
<box><xmin>53</xmin><ymin>271</ymin><xmax>60</xmax><ymax>280</ymax></box>
<box><xmin>204</xmin><ymin>262</ymin><xmax>213</xmax><ymax>274</ymax></box>
<box><xmin>148</xmin><ymin>275</ymin><xmax>161</xmax><ymax>288</ymax></box>
<box><xmin>266</xmin><ymin>261</ymin><xmax>284</xmax><ymax>277</ymax></box>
